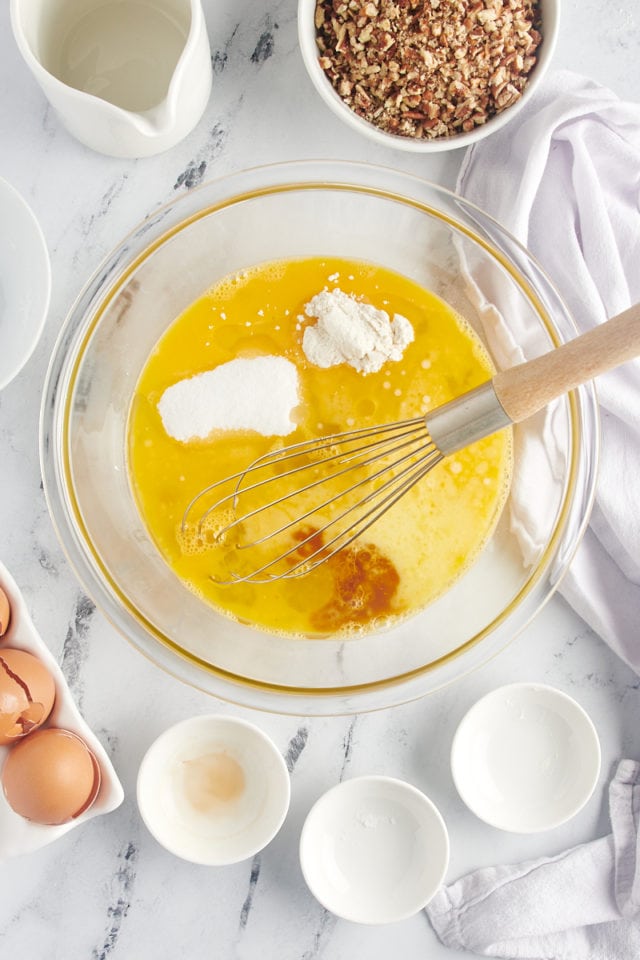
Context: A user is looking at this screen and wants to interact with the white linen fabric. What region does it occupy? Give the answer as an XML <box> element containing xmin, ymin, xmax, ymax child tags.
<box><xmin>456</xmin><ymin>71</ymin><xmax>640</xmax><ymax>674</ymax></box>
<box><xmin>426</xmin><ymin>760</ymin><xmax>640</xmax><ymax>958</ymax></box>
<box><xmin>425</xmin><ymin>72</ymin><xmax>640</xmax><ymax>958</ymax></box>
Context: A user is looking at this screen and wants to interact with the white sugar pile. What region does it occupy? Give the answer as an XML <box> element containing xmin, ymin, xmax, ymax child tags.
<box><xmin>302</xmin><ymin>288</ymin><xmax>414</xmax><ymax>374</ymax></box>
<box><xmin>158</xmin><ymin>355</ymin><xmax>299</xmax><ymax>442</ymax></box>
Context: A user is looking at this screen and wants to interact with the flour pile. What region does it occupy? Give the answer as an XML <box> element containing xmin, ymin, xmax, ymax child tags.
<box><xmin>302</xmin><ymin>288</ymin><xmax>414</xmax><ymax>374</ymax></box>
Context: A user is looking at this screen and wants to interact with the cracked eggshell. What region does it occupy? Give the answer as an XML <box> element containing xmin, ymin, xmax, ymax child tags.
<box><xmin>0</xmin><ymin>560</ymin><xmax>124</xmax><ymax>859</ymax></box>
<box><xmin>0</xmin><ymin>649</ymin><xmax>56</xmax><ymax>745</ymax></box>
<box><xmin>3</xmin><ymin>727</ymin><xmax>101</xmax><ymax>825</ymax></box>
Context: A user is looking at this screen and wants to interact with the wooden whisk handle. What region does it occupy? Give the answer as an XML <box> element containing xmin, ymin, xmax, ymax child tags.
<box><xmin>492</xmin><ymin>303</ymin><xmax>640</xmax><ymax>423</ymax></box>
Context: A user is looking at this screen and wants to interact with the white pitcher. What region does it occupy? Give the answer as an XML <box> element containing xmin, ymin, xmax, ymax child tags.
<box><xmin>10</xmin><ymin>0</ymin><xmax>212</xmax><ymax>159</ymax></box>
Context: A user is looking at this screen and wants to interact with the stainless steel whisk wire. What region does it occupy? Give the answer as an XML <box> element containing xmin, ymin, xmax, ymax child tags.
<box><xmin>182</xmin><ymin>418</ymin><xmax>443</xmax><ymax>582</ymax></box>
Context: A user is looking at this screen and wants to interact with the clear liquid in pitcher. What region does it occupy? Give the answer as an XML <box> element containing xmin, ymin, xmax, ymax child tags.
<box><xmin>46</xmin><ymin>1</ymin><xmax>189</xmax><ymax>112</ymax></box>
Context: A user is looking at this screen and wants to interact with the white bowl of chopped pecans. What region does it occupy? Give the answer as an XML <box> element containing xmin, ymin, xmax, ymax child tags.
<box><xmin>298</xmin><ymin>0</ymin><xmax>559</xmax><ymax>151</ymax></box>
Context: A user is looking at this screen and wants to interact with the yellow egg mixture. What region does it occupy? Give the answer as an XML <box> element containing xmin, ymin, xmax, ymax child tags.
<box><xmin>127</xmin><ymin>257</ymin><xmax>512</xmax><ymax>638</ymax></box>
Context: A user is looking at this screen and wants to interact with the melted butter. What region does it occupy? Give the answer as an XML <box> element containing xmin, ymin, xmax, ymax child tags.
<box><xmin>127</xmin><ymin>256</ymin><xmax>512</xmax><ymax>638</ymax></box>
<box><xmin>181</xmin><ymin>753</ymin><xmax>245</xmax><ymax>815</ymax></box>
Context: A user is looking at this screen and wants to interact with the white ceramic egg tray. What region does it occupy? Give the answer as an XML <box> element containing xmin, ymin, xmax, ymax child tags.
<box><xmin>0</xmin><ymin>560</ymin><xmax>124</xmax><ymax>859</ymax></box>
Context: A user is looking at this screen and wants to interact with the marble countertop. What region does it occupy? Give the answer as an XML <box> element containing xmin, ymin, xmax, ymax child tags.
<box><xmin>1</xmin><ymin>1</ymin><xmax>639</xmax><ymax>957</ymax></box>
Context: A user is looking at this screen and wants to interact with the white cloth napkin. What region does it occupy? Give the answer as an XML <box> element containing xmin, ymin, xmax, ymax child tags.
<box><xmin>425</xmin><ymin>72</ymin><xmax>640</xmax><ymax>959</ymax></box>
<box><xmin>456</xmin><ymin>70</ymin><xmax>640</xmax><ymax>674</ymax></box>
<box><xmin>426</xmin><ymin>760</ymin><xmax>640</xmax><ymax>958</ymax></box>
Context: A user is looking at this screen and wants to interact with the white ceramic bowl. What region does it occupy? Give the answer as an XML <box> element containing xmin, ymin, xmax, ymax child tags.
<box><xmin>137</xmin><ymin>714</ymin><xmax>290</xmax><ymax>865</ymax></box>
<box><xmin>451</xmin><ymin>682</ymin><xmax>601</xmax><ymax>832</ymax></box>
<box><xmin>299</xmin><ymin>775</ymin><xmax>449</xmax><ymax>923</ymax></box>
<box><xmin>298</xmin><ymin>0</ymin><xmax>559</xmax><ymax>152</ymax></box>
<box><xmin>0</xmin><ymin>176</ymin><xmax>51</xmax><ymax>389</ymax></box>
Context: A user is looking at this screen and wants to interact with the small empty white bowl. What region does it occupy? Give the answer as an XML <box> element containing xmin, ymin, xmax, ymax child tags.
<box><xmin>300</xmin><ymin>775</ymin><xmax>449</xmax><ymax>924</ymax></box>
<box><xmin>137</xmin><ymin>714</ymin><xmax>290</xmax><ymax>865</ymax></box>
<box><xmin>298</xmin><ymin>0</ymin><xmax>559</xmax><ymax>152</ymax></box>
<box><xmin>0</xmin><ymin>176</ymin><xmax>51</xmax><ymax>389</ymax></box>
<box><xmin>451</xmin><ymin>683</ymin><xmax>601</xmax><ymax>833</ymax></box>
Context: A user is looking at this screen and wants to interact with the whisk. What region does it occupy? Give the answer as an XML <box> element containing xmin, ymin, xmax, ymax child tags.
<box><xmin>183</xmin><ymin>304</ymin><xmax>640</xmax><ymax>583</ymax></box>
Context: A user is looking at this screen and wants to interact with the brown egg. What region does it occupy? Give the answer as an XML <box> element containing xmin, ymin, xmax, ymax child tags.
<box><xmin>0</xmin><ymin>649</ymin><xmax>56</xmax><ymax>745</ymax></box>
<box><xmin>2</xmin><ymin>727</ymin><xmax>101</xmax><ymax>825</ymax></box>
<box><xmin>0</xmin><ymin>586</ymin><xmax>10</xmax><ymax>636</ymax></box>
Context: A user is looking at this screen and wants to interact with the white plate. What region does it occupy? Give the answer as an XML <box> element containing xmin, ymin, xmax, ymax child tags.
<box><xmin>451</xmin><ymin>682</ymin><xmax>601</xmax><ymax>833</ymax></box>
<box><xmin>299</xmin><ymin>776</ymin><xmax>449</xmax><ymax>924</ymax></box>
<box><xmin>0</xmin><ymin>176</ymin><xmax>51</xmax><ymax>389</ymax></box>
<box><xmin>137</xmin><ymin>714</ymin><xmax>290</xmax><ymax>865</ymax></box>
<box><xmin>0</xmin><ymin>561</ymin><xmax>124</xmax><ymax>859</ymax></box>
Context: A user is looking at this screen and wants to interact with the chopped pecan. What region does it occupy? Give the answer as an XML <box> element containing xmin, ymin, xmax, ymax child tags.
<box><xmin>314</xmin><ymin>0</ymin><xmax>542</xmax><ymax>140</ymax></box>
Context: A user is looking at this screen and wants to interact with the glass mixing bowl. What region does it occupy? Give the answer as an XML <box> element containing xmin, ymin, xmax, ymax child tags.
<box><xmin>40</xmin><ymin>161</ymin><xmax>598</xmax><ymax>715</ymax></box>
